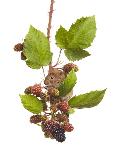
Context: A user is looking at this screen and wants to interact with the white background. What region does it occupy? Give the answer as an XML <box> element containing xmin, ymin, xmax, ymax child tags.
<box><xmin>0</xmin><ymin>0</ymin><xmax>116</xmax><ymax>154</ymax></box>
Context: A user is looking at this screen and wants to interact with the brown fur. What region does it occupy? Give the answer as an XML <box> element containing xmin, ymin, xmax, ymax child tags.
<box><xmin>44</xmin><ymin>66</ymin><xmax>66</xmax><ymax>88</ymax></box>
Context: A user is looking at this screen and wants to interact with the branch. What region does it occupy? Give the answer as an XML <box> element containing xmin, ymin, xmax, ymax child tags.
<box><xmin>42</xmin><ymin>66</ymin><xmax>46</xmax><ymax>78</ymax></box>
<box><xmin>47</xmin><ymin>0</ymin><xmax>55</xmax><ymax>42</ymax></box>
<box><xmin>53</xmin><ymin>49</ymin><xmax>62</xmax><ymax>67</ymax></box>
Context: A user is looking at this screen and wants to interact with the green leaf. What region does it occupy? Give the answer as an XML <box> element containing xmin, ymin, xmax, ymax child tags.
<box><xmin>69</xmin><ymin>89</ymin><xmax>106</xmax><ymax>109</ymax></box>
<box><xmin>26</xmin><ymin>60</ymin><xmax>41</xmax><ymax>69</ymax></box>
<box><xmin>64</xmin><ymin>49</ymin><xmax>90</xmax><ymax>61</ymax></box>
<box><xmin>19</xmin><ymin>94</ymin><xmax>43</xmax><ymax>114</ymax></box>
<box><xmin>23</xmin><ymin>25</ymin><xmax>52</xmax><ymax>69</ymax></box>
<box><xmin>68</xmin><ymin>16</ymin><xmax>96</xmax><ymax>49</ymax></box>
<box><xmin>55</xmin><ymin>26</ymin><xmax>69</xmax><ymax>49</ymax></box>
<box><xmin>58</xmin><ymin>70</ymin><xmax>77</xmax><ymax>97</ymax></box>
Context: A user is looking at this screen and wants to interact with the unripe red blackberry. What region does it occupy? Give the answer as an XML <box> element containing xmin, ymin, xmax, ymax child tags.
<box><xmin>41</xmin><ymin>120</ymin><xmax>54</xmax><ymax>132</ymax></box>
<box><xmin>48</xmin><ymin>87</ymin><xmax>59</xmax><ymax>97</ymax></box>
<box><xmin>31</xmin><ymin>84</ymin><xmax>42</xmax><ymax>96</ymax></box>
<box><xmin>21</xmin><ymin>52</ymin><xmax>27</xmax><ymax>60</ymax></box>
<box><xmin>30</xmin><ymin>115</ymin><xmax>42</xmax><ymax>124</ymax></box>
<box><xmin>58</xmin><ymin>101</ymin><xmax>69</xmax><ymax>112</ymax></box>
<box><xmin>24</xmin><ymin>86</ymin><xmax>32</xmax><ymax>94</ymax></box>
<box><xmin>63</xmin><ymin>123</ymin><xmax>74</xmax><ymax>132</ymax></box>
<box><xmin>14</xmin><ymin>43</ymin><xmax>23</xmax><ymax>52</ymax></box>
<box><xmin>55</xmin><ymin>113</ymin><xmax>69</xmax><ymax>123</ymax></box>
<box><xmin>63</xmin><ymin>63</ymin><xmax>78</xmax><ymax>74</ymax></box>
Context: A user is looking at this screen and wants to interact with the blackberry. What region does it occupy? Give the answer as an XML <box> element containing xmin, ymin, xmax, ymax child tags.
<box><xmin>41</xmin><ymin>120</ymin><xmax>54</xmax><ymax>132</ymax></box>
<box><xmin>63</xmin><ymin>63</ymin><xmax>78</xmax><ymax>74</ymax></box>
<box><xmin>58</xmin><ymin>101</ymin><xmax>69</xmax><ymax>112</ymax></box>
<box><xmin>30</xmin><ymin>115</ymin><xmax>41</xmax><ymax>124</ymax></box>
<box><xmin>21</xmin><ymin>52</ymin><xmax>27</xmax><ymax>60</ymax></box>
<box><xmin>51</xmin><ymin>124</ymin><xmax>66</xmax><ymax>142</ymax></box>
<box><xmin>50</xmin><ymin>122</ymin><xmax>60</xmax><ymax>133</ymax></box>
<box><xmin>55</xmin><ymin>113</ymin><xmax>69</xmax><ymax>123</ymax></box>
<box><xmin>24</xmin><ymin>86</ymin><xmax>32</xmax><ymax>94</ymax></box>
<box><xmin>14</xmin><ymin>43</ymin><xmax>23</xmax><ymax>52</ymax></box>
<box><xmin>63</xmin><ymin>123</ymin><xmax>74</xmax><ymax>132</ymax></box>
<box><xmin>53</xmin><ymin>132</ymin><xmax>66</xmax><ymax>142</ymax></box>
<box><xmin>31</xmin><ymin>84</ymin><xmax>42</xmax><ymax>96</ymax></box>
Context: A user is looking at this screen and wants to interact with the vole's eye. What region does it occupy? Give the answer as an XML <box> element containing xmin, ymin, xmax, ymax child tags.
<box><xmin>50</xmin><ymin>76</ymin><xmax>54</xmax><ymax>79</ymax></box>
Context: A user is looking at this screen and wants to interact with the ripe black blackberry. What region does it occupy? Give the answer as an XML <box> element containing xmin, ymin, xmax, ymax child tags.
<box><xmin>51</xmin><ymin>124</ymin><xmax>66</xmax><ymax>142</ymax></box>
<box><xmin>14</xmin><ymin>43</ymin><xmax>23</xmax><ymax>52</ymax></box>
<box><xmin>30</xmin><ymin>115</ymin><xmax>41</xmax><ymax>124</ymax></box>
<box><xmin>54</xmin><ymin>132</ymin><xmax>66</xmax><ymax>142</ymax></box>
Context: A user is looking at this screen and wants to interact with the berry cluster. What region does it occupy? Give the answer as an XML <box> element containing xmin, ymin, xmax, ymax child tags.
<box><xmin>22</xmin><ymin>66</ymin><xmax>77</xmax><ymax>142</ymax></box>
<box><xmin>41</xmin><ymin>120</ymin><xmax>72</xmax><ymax>142</ymax></box>
<box><xmin>14</xmin><ymin>43</ymin><xmax>78</xmax><ymax>142</ymax></box>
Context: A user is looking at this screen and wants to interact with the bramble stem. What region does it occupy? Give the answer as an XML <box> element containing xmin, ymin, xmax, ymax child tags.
<box><xmin>42</xmin><ymin>66</ymin><xmax>46</xmax><ymax>78</ymax></box>
<box><xmin>47</xmin><ymin>0</ymin><xmax>55</xmax><ymax>66</ymax></box>
<box><xmin>41</xmin><ymin>1</ymin><xmax>55</xmax><ymax>74</ymax></box>
<box><xmin>47</xmin><ymin>0</ymin><xmax>55</xmax><ymax>42</ymax></box>
<box><xmin>53</xmin><ymin>49</ymin><xmax>62</xmax><ymax>67</ymax></box>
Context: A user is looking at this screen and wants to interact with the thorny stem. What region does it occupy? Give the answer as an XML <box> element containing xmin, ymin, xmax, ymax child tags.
<box><xmin>47</xmin><ymin>0</ymin><xmax>55</xmax><ymax>66</ymax></box>
<box><xmin>47</xmin><ymin>0</ymin><xmax>55</xmax><ymax>42</ymax></box>
<box><xmin>53</xmin><ymin>49</ymin><xmax>62</xmax><ymax>67</ymax></box>
<box><xmin>41</xmin><ymin>1</ymin><xmax>55</xmax><ymax>86</ymax></box>
<box><xmin>42</xmin><ymin>66</ymin><xmax>46</xmax><ymax>78</ymax></box>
